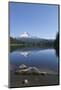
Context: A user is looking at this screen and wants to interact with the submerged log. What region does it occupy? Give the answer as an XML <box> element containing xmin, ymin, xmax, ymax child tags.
<box><xmin>15</xmin><ymin>65</ymin><xmax>47</xmax><ymax>75</ymax></box>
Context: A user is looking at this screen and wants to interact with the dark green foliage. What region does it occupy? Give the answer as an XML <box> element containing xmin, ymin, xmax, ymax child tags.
<box><xmin>54</xmin><ymin>32</ymin><xmax>59</xmax><ymax>49</ymax></box>
<box><xmin>54</xmin><ymin>32</ymin><xmax>59</xmax><ymax>56</ymax></box>
<box><xmin>10</xmin><ymin>36</ymin><xmax>53</xmax><ymax>48</ymax></box>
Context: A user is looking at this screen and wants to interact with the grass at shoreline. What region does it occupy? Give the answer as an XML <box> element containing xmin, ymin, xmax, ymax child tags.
<box><xmin>10</xmin><ymin>43</ymin><xmax>55</xmax><ymax>52</ymax></box>
<box><xmin>10</xmin><ymin>44</ymin><xmax>24</xmax><ymax>46</ymax></box>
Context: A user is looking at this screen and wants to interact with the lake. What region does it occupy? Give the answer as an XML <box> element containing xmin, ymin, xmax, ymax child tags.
<box><xmin>10</xmin><ymin>48</ymin><xmax>58</xmax><ymax>73</ymax></box>
<box><xmin>9</xmin><ymin>48</ymin><xmax>59</xmax><ymax>87</ymax></box>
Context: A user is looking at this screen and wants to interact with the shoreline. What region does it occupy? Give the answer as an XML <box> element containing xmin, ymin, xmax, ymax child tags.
<box><xmin>9</xmin><ymin>70</ymin><xmax>59</xmax><ymax>88</ymax></box>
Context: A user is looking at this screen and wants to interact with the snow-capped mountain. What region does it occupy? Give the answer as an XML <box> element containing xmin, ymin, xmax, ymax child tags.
<box><xmin>13</xmin><ymin>32</ymin><xmax>53</xmax><ymax>45</ymax></box>
<box><xmin>16</xmin><ymin>32</ymin><xmax>47</xmax><ymax>43</ymax></box>
<box><xmin>20</xmin><ymin>32</ymin><xmax>31</xmax><ymax>38</ymax></box>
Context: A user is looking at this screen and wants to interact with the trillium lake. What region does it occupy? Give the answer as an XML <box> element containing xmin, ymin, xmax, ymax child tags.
<box><xmin>10</xmin><ymin>47</ymin><xmax>59</xmax><ymax>87</ymax></box>
<box><xmin>10</xmin><ymin>48</ymin><xmax>58</xmax><ymax>73</ymax></box>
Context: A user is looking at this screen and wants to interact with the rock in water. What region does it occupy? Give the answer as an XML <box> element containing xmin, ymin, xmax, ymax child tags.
<box><xmin>23</xmin><ymin>79</ymin><xmax>28</xmax><ymax>84</ymax></box>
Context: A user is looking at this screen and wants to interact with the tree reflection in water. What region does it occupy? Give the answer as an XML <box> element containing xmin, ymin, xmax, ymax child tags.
<box><xmin>55</xmin><ymin>48</ymin><xmax>59</xmax><ymax>58</ymax></box>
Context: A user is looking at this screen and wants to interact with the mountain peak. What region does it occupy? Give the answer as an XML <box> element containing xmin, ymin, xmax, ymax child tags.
<box><xmin>20</xmin><ymin>32</ymin><xmax>31</xmax><ymax>38</ymax></box>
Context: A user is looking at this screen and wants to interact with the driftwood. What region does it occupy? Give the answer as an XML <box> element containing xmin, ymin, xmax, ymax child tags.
<box><xmin>15</xmin><ymin>64</ymin><xmax>47</xmax><ymax>75</ymax></box>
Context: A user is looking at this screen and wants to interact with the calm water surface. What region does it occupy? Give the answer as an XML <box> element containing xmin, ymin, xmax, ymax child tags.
<box><xmin>10</xmin><ymin>48</ymin><xmax>58</xmax><ymax>73</ymax></box>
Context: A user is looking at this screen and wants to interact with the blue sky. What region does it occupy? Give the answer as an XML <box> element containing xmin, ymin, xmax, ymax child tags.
<box><xmin>9</xmin><ymin>2</ymin><xmax>58</xmax><ymax>39</ymax></box>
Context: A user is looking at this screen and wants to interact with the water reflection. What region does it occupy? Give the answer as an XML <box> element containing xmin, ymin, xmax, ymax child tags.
<box><xmin>55</xmin><ymin>48</ymin><xmax>59</xmax><ymax>57</ymax></box>
<box><xmin>19</xmin><ymin>51</ymin><xmax>31</xmax><ymax>57</ymax></box>
<box><xmin>10</xmin><ymin>46</ymin><xmax>59</xmax><ymax>58</ymax></box>
<box><xmin>10</xmin><ymin>47</ymin><xmax>58</xmax><ymax>72</ymax></box>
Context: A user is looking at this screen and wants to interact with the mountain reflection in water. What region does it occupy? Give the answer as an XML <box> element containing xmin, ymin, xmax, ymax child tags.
<box><xmin>10</xmin><ymin>47</ymin><xmax>59</xmax><ymax>58</ymax></box>
<box><xmin>18</xmin><ymin>51</ymin><xmax>31</xmax><ymax>57</ymax></box>
<box><xmin>10</xmin><ymin>47</ymin><xmax>59</xmax><ymax>74</ymax></box>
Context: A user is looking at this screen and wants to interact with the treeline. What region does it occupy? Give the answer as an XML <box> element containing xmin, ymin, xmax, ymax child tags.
<box><xmin>54</xmin><ymin>32</ymin><xmax>59</xmax><ymax>49</ymax></box>
<box><xmin>54</xmin><ymin>32</ymin><xmax>59</xmax><ymax>56</ymax></box>
<box><xmin>10</xmin><ymin>37</ymin><xmax>54</xmax><ymax>48</ymax></box>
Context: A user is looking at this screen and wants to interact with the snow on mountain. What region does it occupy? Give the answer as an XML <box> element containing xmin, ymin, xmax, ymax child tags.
<box><xmin>20</xmin><ymin>32</ymin><xmax>31</xmax><ymax>38</ymax></box>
